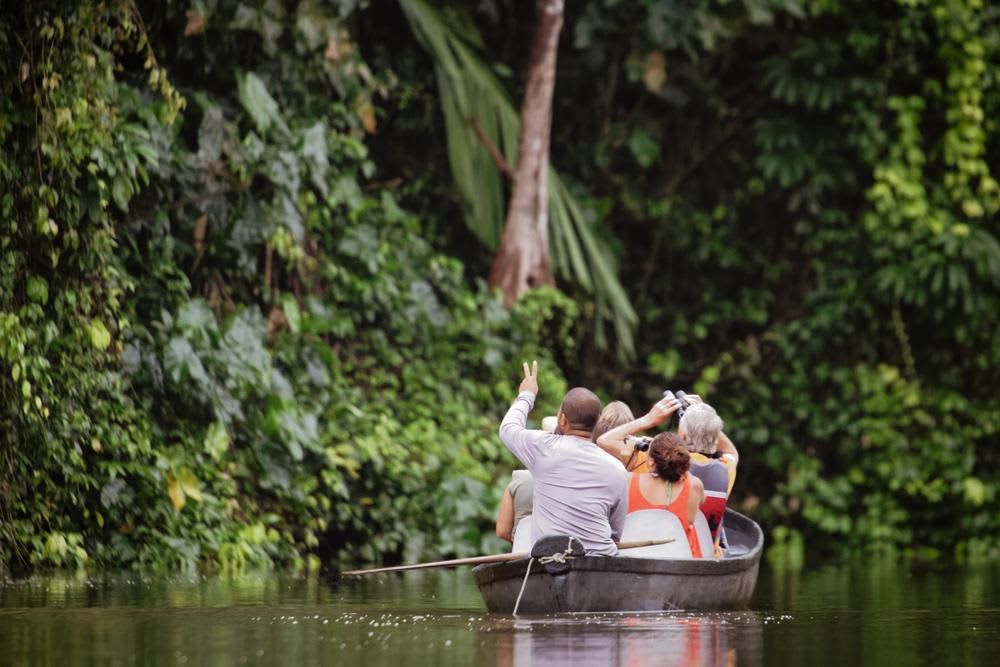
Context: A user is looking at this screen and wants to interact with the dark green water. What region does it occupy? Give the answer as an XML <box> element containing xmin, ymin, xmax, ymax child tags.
<box><xmin>2</xmin><ymin>560</ymin><xmax>999</xmax><ymax>666</ymax></box>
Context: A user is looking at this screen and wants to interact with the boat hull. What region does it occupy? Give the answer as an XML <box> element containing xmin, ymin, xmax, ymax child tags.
<box><xmin>473</xmin><ymin>510</ymin><xmax>763</xmax><ymax>613</ymax></box>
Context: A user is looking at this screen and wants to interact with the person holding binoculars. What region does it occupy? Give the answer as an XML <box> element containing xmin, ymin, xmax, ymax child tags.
<box><xmin>597</xmin><ymin>392</ymin><xmax>739</xmax><ymax>557</ymax></box>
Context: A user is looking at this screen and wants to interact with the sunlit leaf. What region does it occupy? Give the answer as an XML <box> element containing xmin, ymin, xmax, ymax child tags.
<box><xmin>175</xmin><ymin>468</ymin><xmax>203</xmax><ymax>503</ymax></box>
<box><xmin>166</xmin><ymin>473</ymin><xmax>185</xmax><ymax>512</ymax></box>
<box><xmin>88</xmin><ymin>319</ymin><xmax>111</xmax><ymax>350</ymax></box>
<box><xmin>204</xmin><ymin>422</ymin><xmax>230</xmax><ymax>461</ymax></box>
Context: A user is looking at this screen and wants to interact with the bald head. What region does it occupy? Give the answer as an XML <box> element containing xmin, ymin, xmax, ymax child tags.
<box><xmin>558</xmin><ymin>387</ymin><xmax>602</xmax><ymax>434</ymax></box>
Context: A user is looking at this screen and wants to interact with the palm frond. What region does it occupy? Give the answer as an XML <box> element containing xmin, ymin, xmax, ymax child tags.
<box><xmin>401</xmin><ymin>0</ymin><xmax>637</xmax><ymax>357</ymax></box>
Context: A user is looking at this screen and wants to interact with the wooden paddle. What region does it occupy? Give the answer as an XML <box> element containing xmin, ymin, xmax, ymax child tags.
<box><xmin>340</xmin><ymin>538</ymin><xmax>675</xmax><ymax>576</ymax></box>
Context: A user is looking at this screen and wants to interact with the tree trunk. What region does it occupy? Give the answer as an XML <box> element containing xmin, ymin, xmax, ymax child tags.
<box><xmin>487</xmin><ymin>0</ymin><xmax>563</xmax><ymax>306</ymax></box>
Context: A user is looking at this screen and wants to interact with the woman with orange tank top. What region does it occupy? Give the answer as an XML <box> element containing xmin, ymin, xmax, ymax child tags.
<box><xmin>626</xmin><ymin>432</ymin><xmax>704</xmax><ymax>558</ymax></box>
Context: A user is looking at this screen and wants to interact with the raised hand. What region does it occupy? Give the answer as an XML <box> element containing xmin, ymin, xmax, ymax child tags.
<box><xmin>645</xmin><ymin>395</ymin><xmax>680</xmax><ymax>426</ymax></box>
<box><xmin>518</xmin><ymin>360</ymin><xmax>539</xmax><ymax>396</ymax></box>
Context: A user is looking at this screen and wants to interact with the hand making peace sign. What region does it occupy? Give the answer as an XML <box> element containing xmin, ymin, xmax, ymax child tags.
<box><xmin>519</xmin><ymin>360</ymin><xmax>539</xmax><ymax>396</ymax></box>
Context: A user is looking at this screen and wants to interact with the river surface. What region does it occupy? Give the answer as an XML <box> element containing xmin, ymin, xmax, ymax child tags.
<box><xmin>1</xmin><ymin>559</ymin><xmax>999</xmax><ymax>666</ymax></box>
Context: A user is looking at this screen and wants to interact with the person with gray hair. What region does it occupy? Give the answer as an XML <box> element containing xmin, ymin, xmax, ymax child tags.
<box><xmin>597</xmin><ymin>394</ymin><xmax>739</xmax><ymax>556</ymax></box>
<box><xmin>679</xmin><ymin>403</ymin><xmax>727</xmax><ymax>455</ymax></box>
<box><xmin>678</xmin><ymin>401</ymin><xmax>738</xmax><ymax>555</ymax></box>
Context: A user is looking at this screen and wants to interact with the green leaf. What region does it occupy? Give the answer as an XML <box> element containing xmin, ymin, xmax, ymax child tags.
<box><xmin>221</xmin><ymin>310</ymin><xmax>271</xmax><ymax>390</ymax></box>
<box><xmin>300</xmin><ymin>122</ymin><xmax>329</xmax><ymax>196</ymax></box>
<box><xmin>204</xmin><ymin>422</ymin><xmax>230</xmax><ymax>461</ymax></box>
<box><xmin>286</xmin><ymin>438</ymin><xmax>304</xmax><ymax>462</ymax></box>
<box><xmin>265</xmin><ymin>400</ymin><xmax>321</xmax><ymax>461</ymax></box>
<box><xmin>176</xmin><ymin>299</ymin><xmax>217</xmax><ymax>336</ymax></box>
<box><xmin>238</xmin><ymin>71</ymin><xmax>287</xmax><ymax>135</ymax></box>
<box><xmin>964</xmin><ymin>477</ymin><xmax>986</xmax><ymax>507</ymax></box>
<box><xmin>282</xmin><ymin>294</ymin><xmax>302</xmax><ymax>334</ymax></box>
<box><xmin>627</xmin><ymin>128</ymin><xmax>661</xmax><ymax>168</ymax></box>
<box><xmin>88</xmin><ymin>319</ymin><xmax>111</xmax><ymax>350</ymax></box>
<box><xmin>111</xmin><ymin>175</ymin><xmax>130</xmax><ymax>210</ymax></box>
<box><xmin>295</xmin><ymin>0</ymin><xmax>336</xmax><ymax>50</ymax></box>
<box><xmin>164</xmin><ymin>337</ymin><xmax>209</xmax><ymax>385</ymax></box>
<box><xmin>26</xmin><ymin>276</ymin><xmax>49</xmax><ymax>305</ymax></box>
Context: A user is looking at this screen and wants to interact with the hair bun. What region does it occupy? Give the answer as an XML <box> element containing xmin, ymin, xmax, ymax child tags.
<box><xmin>648</xmin><ymin>432</ymin><xmax>690</xmax><ymax>482</ymax></box>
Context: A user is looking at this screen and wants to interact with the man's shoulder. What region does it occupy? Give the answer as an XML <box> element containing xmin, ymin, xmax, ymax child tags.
<box><xmin>519</xmin><ymin>432</ymin><xmax>568</xmax><ymax>464</ymax></box>
<box><xmin>592</xmin><ymin>446</ymin><xmax>628</xmax><ymax>477</ymax></box>
<box><xmin>516</xmin><ymin>429</ymin><xmax>557</xmax><ymax>446</ymax></box>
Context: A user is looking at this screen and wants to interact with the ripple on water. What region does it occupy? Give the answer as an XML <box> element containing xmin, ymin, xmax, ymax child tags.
<box><xmin>3</xmin><ymin>566</ymin><xmax>1000</xmax><ymax>666</ymax></box>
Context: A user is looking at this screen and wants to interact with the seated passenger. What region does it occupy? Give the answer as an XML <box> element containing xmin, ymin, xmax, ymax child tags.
<box><xmin>679</xmin><ymin>403</ymin><xmax>738</xmax><ymax>547</ymax></box>
<box><xmin>495</xmin><ymin>469</ymin><xmax>533</xmax><ymax>544</ymax></box>
<box><xmin>597</xmin><ymin>394</ymin><xmax>738</xmax><ymax>553</ymax></box>
<box><xmin>499</xmin><ymin>361</ymin><xmax>628</xmax><ymax>556</ymax></box>
<box><xmin>595</xmin><ymin>392</ymin><xmax>681</xmax><ymax>470</ymax></box>
<box><xmin>591</xmin><ymin>401</ymin><xmax>646</xmax><ymax>471</ymax></box>
<box><xmin>496</xmin><ymin>415</ymin><xmax>557</xmax><ymax>545</ymax></box>
<box><xmin>627</xmin><ymin>433</ymin><xmax>705</xmax><ymax>558</ymax></box>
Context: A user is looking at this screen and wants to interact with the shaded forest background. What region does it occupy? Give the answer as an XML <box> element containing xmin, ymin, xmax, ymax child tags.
<box><xmin>1</xmin><ymin>0</ymin><xmax>999</xmax><ymax>572</ymax></box>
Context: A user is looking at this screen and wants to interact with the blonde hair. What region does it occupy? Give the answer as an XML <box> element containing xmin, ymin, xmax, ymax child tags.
<box><xmin>591</xmin><ymin>401</ymin><xmax>635</xmax><ymax>443</ymax></box>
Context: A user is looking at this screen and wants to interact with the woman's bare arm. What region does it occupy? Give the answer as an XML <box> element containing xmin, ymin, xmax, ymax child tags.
<box><xmin>596</xmin><ymin>395</ymin><xmax>680</xmax><ymax>463</ymax></box>
<box><xmin>495</xmin><ymin>488</ymin><xmax>515</xmax><ymax>543</ymax></box>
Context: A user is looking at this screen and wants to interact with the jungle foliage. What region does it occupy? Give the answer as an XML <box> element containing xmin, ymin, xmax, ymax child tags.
<box><xmin>1</xmin><ymin>0</ymin><xmax>999</xmax><ymax>571</ymax></box>
<box><xmin>548</xmin><ymin>0</ymin><xmax>1000</xmax><ymax>560</ymax></box>
<box><xmin>0</xmin><ymin>0</ymin><xmax>572</xmax><ymax>572</ymax></box>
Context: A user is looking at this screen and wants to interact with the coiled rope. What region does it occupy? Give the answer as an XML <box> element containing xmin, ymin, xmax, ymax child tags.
<box><xmin>511</xmin><ymin>537</ymin><xmax>577</xmax><ymax>616</ymax></box>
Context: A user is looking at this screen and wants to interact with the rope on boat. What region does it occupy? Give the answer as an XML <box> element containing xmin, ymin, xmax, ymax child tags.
<box><xmin>511</xmin><ymin>558</ymin><xmax>534</xmax><ymax>617</ymax></box>
<box><xmin>512</xmin><ymin>536</ymin><xmax>577</xmax><ymax>616</ymax></box>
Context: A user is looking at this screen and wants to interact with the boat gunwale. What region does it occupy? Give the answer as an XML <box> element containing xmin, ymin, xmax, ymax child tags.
<box><xmin>473</xmin><ymin>509</ymin><xmax>763</xmax><ymax>584</ymax></box>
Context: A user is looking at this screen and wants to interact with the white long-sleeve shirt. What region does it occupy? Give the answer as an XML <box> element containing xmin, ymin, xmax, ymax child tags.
<box><xmin>498</xmin><ymin>391</ymin><xmax>628</xmax><ymax>556</ymax></box>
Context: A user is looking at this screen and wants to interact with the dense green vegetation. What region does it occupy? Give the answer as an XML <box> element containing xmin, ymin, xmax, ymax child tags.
<box><xmin>1</xmin><ymin>0</ymin><xmax>998</xmax><ymax>572</ymax></box>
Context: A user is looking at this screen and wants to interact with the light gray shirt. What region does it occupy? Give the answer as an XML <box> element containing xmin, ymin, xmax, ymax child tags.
<box><xmin>499</xmin><ymin>391</ymin><xmax>628</xmax><ymax>556</ymax></box>
<box><xmin>507</xmin><ymin>470</ymin><xmax>534</xmax><ymax>540</ymax></box>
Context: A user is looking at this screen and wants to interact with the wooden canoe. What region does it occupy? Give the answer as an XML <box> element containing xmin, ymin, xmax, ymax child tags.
<box><xmin>472</xmin><ymin>509</ymin><xmax>763</xmax><ymax>614</ymax></box>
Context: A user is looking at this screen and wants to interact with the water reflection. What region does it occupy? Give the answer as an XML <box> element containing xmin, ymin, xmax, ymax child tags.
<box><xmin>2</xmin><ymin>564</ymin><xmax>1000</xmax><ymax>666</ymax></box>
<box><xmin>489</xmin><ymin>612</ymin><xmax>761</xmax><ymax>667</ymax></box>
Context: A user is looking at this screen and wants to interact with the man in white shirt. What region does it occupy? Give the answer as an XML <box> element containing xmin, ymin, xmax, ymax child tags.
<box><xmin>498</xmin><ymin>361</ymin><xmax>629</xmax><ymax>556</ymax></box>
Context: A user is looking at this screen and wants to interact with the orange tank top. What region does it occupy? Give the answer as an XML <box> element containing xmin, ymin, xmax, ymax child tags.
<box><xmin>627</xmin><ymin>473</ymin><xmax>703</xmax><ymax>558</ymax></box>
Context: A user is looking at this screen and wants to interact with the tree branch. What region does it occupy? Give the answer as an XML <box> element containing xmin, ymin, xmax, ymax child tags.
<box><xmin>469</xmin><ymin>117</ymin><xmax>514</xmax><ymax>179</ymax></box>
